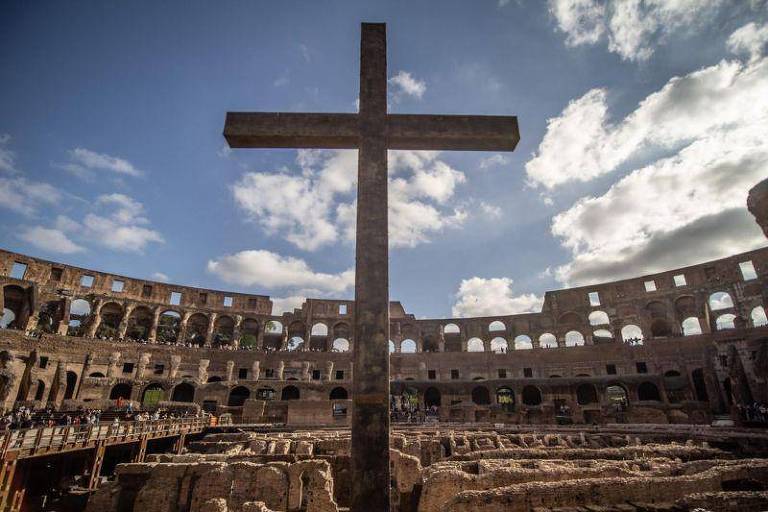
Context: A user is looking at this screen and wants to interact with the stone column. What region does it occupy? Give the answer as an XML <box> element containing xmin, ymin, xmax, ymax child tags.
<box><xmin>233</xmin><ymin>315</ymin><xmax>243</xmax><ymax>348</ymax></box>
<box><xmin>147</xmin><ymin>308</ymin><xmax>161</xmax><ymax>343</ymax></box>
<box><xmin>106</xmin><ymin>352</ymin><xmax>121</xmax><ymax>378</ymax></box>
<box><xmin>326</xmin><ymin>361</ymin><xmax>334</xmax><ymax>381</ymax></box>
<box><xmin>256</xmin><ymin>327</ymin><xmax>265</xmax><ymax>351</ymax></box>
<box><xmin>198</xmin><ymin>359</ymin><xmax>210</xmax><ymax>383</ymax></box>
<box><xmin>302</xmin><ymin>361</ymin><xmax>311</xmax><ymax>380</ymax></box>
<box><xmin>178</xmin><ymin>311</ymin><xmax>192</xmax><ymax>343</ymax></box>
<box><xmin>226</xmin><ymin>360</ymin><xmax>235</xmax><ymax>383</ymax></box>
<box><xmin>169</xmin><ymin>355</ymin><xmax>181</xmax><ymax>380</ymax></box>
<box><xmin>86</xmin><ymin>299</ymin><xmax>104</xmax><ymax>338</ymax></box>
<box><xmin>117</xmin><ymin>303</ymin><xmax>134</xmax><ymax>340</ymax></box>
<box><xmin>57</xmin><ymin>298</ymin><xmax>72</xmax><ymax>335</ymax></box>
<box><xmin>279</xmin><ymin>331</ymin><xmax>289</xmax><ymax>351</ymax></box>
<box><xmin>252</xmin><ymin>360</ymin><xmax>260</xmax><ymax>381</ymax></box>
<box><xmin>136</xmin><ymin>353</ymin><xmax>151</xmax><ymax>380</ymax></box>
<box><xmin>277</xmin><ymin>360</ymin><xmax>285</xmax><ymax>380</ymax></box>
<box><xmin>205</xmin><ymin>313</ymin><xmax>217</xmax><ymax>347</ymax></box>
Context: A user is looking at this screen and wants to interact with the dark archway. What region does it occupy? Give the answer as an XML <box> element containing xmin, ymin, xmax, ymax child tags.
<box><xmin>63</xmin><ymin>371</ymin><xmax>78</xmax><ymax>400</ymax></box>
<box><xmin>206</xmin><ymin>376</ymin><xmax>223</xmax><ymax>383</ymax></box>
<box><xmin>638</xmin><ymin>381</ymin><xmax>661</xmax><ymax>401</ymax></box>
<box><xmin>228</xmin><ymin>386</ymin><xmax>250</xmax><ymax>406</ymax></box>
<box><xmin>692</xmin><ymin>368</ymin><xmax>709</xmax><ymax>402</ymax></box>
<box><xmin>471</xmin><ymin>386</ymin><xmax>490</xmax><ymax>405</ymax></box>
<box><xmin>576</xmin><ymin>383</ymin><xmax>598</xmax><ymax>405</ymax></box>
<box><xmin>424</xmin><ymin>387</ymin><xmax>441</xmax><ymax>407</ymax></box>
<box><xmin>522</xmin><ymin>385</ymin><xmax>542</xmax><ymax>406</ymax></box>
<box><xmin>171</xmin><ymin>382</ymin><xmax>196</xmax><ymax>402</ymax></box>
<box><xmin>33</xmin><ymin>380</ymin><xmax>46</xmax><ymax>402</ymax></box>
<box><xmin>109</xmin><ymin>383</ymin><xmax>132</xmax><ymax>400</ymax></box>
<box><xmin>281</xmin><ymin>385</ymin><xmax>300</xmax><ymax>400</ymax></box>
<box><xmin>650</xmin><ymin>318</ymin><xmax>672</xmax><ymax>337</ymax></box>
<box><xmin>329</xmin><ymin>387</ymin><xmax>348</xmax><ymax>400</ymax></box>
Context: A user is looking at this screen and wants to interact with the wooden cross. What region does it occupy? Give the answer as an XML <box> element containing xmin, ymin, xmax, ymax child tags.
<box><xmin>223</xmin><ymin>22</ymin><xmax>519</xmax><ymax>512</ymax></box>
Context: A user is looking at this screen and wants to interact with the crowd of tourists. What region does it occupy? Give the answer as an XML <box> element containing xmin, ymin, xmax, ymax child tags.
<box><xmin>737</xmin><ymin>401</ymin><xmax>768</xmax><ymax>425</ymax></box>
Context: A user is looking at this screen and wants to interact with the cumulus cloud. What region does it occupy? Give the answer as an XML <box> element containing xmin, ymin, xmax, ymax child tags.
<box><xmin>61</xmin><ymin>148</ymin><xmax>144</xmax><ymax>178</ymax></box>
<box><xmin>479</xmin><ymin>154</ymin><xmax>509</xmax><ymax>170</ymax></box>
<box><xmin>479</xmin><ymin>202</ymin><xmax>502</xmax><ymax>219</ymax></box>
<box><xmin>728</xmin><ymin>21</ymin><xmax>768</xmax><ymax>62</ymax></box>
<box><xmin>207</xmin><ymin>250</ymin><xmax>354</xmax><ymax>295</ymax></box>
<box><xmin>271</xmin><ymin>296</ymin><xmax>307</xmax><ymax>315</ymax></box>
<box><xmin>452</xmin><ymin>277</ymin><xmax>544</xmax><ymax>317</ymax></box>
<box><xmin>527</xmin><ymin>56</ymin><xmax>768</xmax><ymax>188</ymax></box>
<box><xmin>151</xmin><ymin>272</ymin><xmax>170</xmax><ymax>282</ymax></box>
<box><xmin>389</xmin><ymin>71</ymin><xmax>427</xmax><ymax>101</ymax></box>
<box><xmin>0</xmin><ymin>176</ymin><xmax>61</xmax><ymax>216</ymax></box>
<box><xmin>0</xmin><ymin>134</ymin><xmax>16</xmax><ymax>173</ymax></box>
<box><xmin>76</xmin><ymin>194</ymin><xmax>163</xmax><ymax>252</ymax></box>
<box><xmin>548</xmin><ymin>0</ymin><xmax>724</xmax><ymax>61</ymax></box>
<box><xmin>231</xmin><ymin>149</ymin><xmax>468</xmax><ymax>251</ymax></box>
<box><xmin>19</xmin><ymin>226</ymin><xmax>84</xmax><ymax>254</ymax></box>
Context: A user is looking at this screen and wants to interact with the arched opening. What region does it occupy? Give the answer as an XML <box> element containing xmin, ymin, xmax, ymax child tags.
<box><xmin>171</xmin><ymin>382</ymin><xmax>196</xmax><ymax>402</ymax></box>
<box><xmin>400</xmin><ymin>339</ymin><xmax>417</xmax><ymax>353</ymax></box>
<box><xmin>287</xmin><ymin>321</ymin><xmax>307</xmax><ymax>349</ymax></box>
<box><xmin>142</xmin><ymin>383</ymin><xmax>164</xmax><ymax>408</ymax></box>
<box><xmin>186</xmin><ymin>313</ymin><xmax>209</xmax><ymax>346</ymax></box>
<box><xmin>88</xmin><ymin>372</ymin><xmax>105</xmax><ymax>378</ymax></box>
<box><xmin>310</xmin><ymin>322</ymin><xmax>328</xmax><ymax>351</ymax></box>
<box><xmin>682</xmin><ymin>317</ymin><xmax>702</xmax><ymax>336</ymax></box>
<box><xmin>576</xmin><ymin>383</ymin><xmax>598</xmax><ymax>405</ymax></box>
<box><xmin>36</xmin><ymin>301</ymin><xmax>61</xmax><ymax>334</ymax></box>
<box><xmin>422</xmin><ymin>334</ymin><xmax>439</xmax><ymax>352</ymax></box>
<box><xmin>565</xmin><ymin>330</ymin><xmax>585</xmax><ymax>347</ymax></box>
<box><xmin>751</xmin><ymin>306</ymin><xmax>768</xmax><ymax>327</ymax></box>
<box><xmin>95</xmin><ymin>302</ymin><xmax>123</xmax><ymax>339</ymax></box>
<box><xmin>488</xmin><ymin>320</ymin><xmax>505</xmax><ymax>332</ymax></box>
<box><xmin>227</xmin><ymin>386</ymin><xmax>250</xmax><ymax>406</ymax></box>
<box><xmin>63</xmin><ymin>371</ymin><xmax>78</xmax><ymax>400</ymax></box>
<box><xmin>490</xmin><ymin>337</ymin><xmax>508</xmax><ymax>353</ymax></box>
<box><xmin>621</xmin><ymin>324</ymin><xmax>644</xmax><ymax>344</ymax></box>
<box><xmin>329</xmin><ymin>387</ymin><xmax>348</xmax><ymax>400</ymax></box>
<box><xmin>467</xmin><ymin>337</ymin><xmax>484</xmax><ymax>352</ymax></box>
<box><xmin>638</xmin><ymin>381</ymin><xmax>661</xmax><ymax>401</ymax></box>
<box><xmin>709</xmin><ymin>291</ymin><xmax>734</xmax><ymax>311</ymax></box>
<box><xmin>332</xmin><ymin>322</ymin><xmax>350</xmax><ymax>345</ymax></box>
<box><xmin>513</xmin><ymin>335</ymin><xmax>532</xmax><ymax>350</ymax></box>
<box><xmin>443</xmin><ymin>323</ymin><xmax>462</xmax><ymax>352</ymax></box>
<box><xmin>256</xmin><ymin>387</ymin><xmax>275</xmax><ymax>400</ymax></box>
<box><xmin>650</xmin><ymin>318</ymin><xmax>672</xmax><ymax>337</ymax></box>
<box><xmin>281</xmin><ymin>385</ymin><xmax>300</xmax><ymax>400</ymax></box>
<box><xmin>443</xmin><ymin>323</ymin><xmax>460</xmax><ymax>334</ymax></box>
<box><xmin>539</xmin><ymin>333</ymin><xmax>557</xmax><ymax>348</ymax></box>
<box><xmin>592</xmin><ymin>329</ymin><xmax>613</xmax><ymax>342</ymax></box>
<box><xmin>206</xmin><ymin>376</ymin><xmax>223</xmax><ymax>383</ymax></box>
<box><xmin>67</xmin><ymin>299</ymin><xmax>92</xmax><ymax>337</ymax></box>
<box><xmin>126</xmin><ymin>306</ymin><xmax>153</xmax><ymax>340</ymax></box>
<box><xmin>332</xmin><ymin>338</ymin><xmax>350</xmax><ymax>352</ymax></box>
<box><xmin>33</xmin><ymin>380</ymin><xmax>46</xmax><ymax>402</ymax></box>
<box><xmin>663</xmin><ymin>370</ymin><xmax>686</xmax><ymax>403</ymax></box>
<box><xmin>239</xmin><ymin>318</ymin><xmax>260</xmax><ymax>349</ymax></box>
<box><xmin>716</xmin><ymin>313</ymin><xmax>737</xmax><ymax>331</ymax></box>
<box><xmin>588</xmin><ymin>310</ymin><xmax>610</xmax><ymax>326</ymax></box>
<box><xmin>157</xmin><ymin>310</ymin><xmax>181</xmax><ymax>343</ymax></box>
<box><xmin>496</xmin><ymin>386</ymin><xmax>514</xmax><ymax>412</ymax></box>
<box><xmin>471</xmin><ymin>386</ymin><xmax>490</xmax><ymax>405</ymax></box>
<box><xmin>606</xmin><ymin>385</ymin><xmax>628</xmax><ymax>408</ymax></box>
<box><xmin>2</xmin><ymin>285</ymin><xmax>27</xmax><ymax>330</ymax></box>
<box><xmin>692</xmin><ymin>368</ymin><xmax>709</xmax><ymax>402</ymax></box>
<box><xmin>109</xmin><ymin>383</ymin><xmax>132</xmax><ymax>400</ymax></box>
<box><xmin>262</xmin><ymin>320</ymin><xmax>284</xmax><ymax>351</ymax></box>
<box><xmin>213</xmin><ymin>315</ymin><xmax>235</xmax><ymax>346</ymax></box>
<box><xmin>522</xmin><ymin>385</ymin><xmax>542</xmax><ymax>406</ymax></box>
<box><xmin>424</xmin><ymin>387</ymin><xmax>441</xmax><ymax>407</ymax></box>
<box><xmin>287</xmin><ymin>336</ymin><xmax>305</xmax><ymax>351</ymax></box>
<box><xmin>559</xmin><ymin>311</ymin><xmax>581</xmax><ymax>326</ymax></box>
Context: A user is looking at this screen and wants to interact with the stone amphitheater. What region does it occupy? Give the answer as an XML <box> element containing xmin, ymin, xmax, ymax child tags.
<box><xmin>0</xmin><ymin>178</ymin><xmax>767</xmax><ymax>511</ymax></box>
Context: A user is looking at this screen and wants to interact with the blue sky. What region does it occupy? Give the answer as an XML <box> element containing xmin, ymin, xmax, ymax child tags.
<box><xmin>1</xmin><ymin>0</ymin><xmax>767</xmax><ymax>318</ymax></box>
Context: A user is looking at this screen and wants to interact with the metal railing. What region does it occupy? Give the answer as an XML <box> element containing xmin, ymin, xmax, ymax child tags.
<box><xmin>0</xmin><ymin>417</ymin><xmax>207</xmax><ymax>458</ymax></box>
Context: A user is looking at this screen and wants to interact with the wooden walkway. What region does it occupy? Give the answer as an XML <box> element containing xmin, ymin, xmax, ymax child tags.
<box><xmin>0</xmin><ymin>417</ymin><xmax>207</xmax><ymax>511</ymax></box>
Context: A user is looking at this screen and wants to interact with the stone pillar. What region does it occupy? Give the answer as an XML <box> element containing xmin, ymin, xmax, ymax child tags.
<box><xmin>178</xmin><ymin>311</ymin><xmax>192</xmax><ymax>344</ymax></box>
<box><xmin>148</xmin><ymin>308</ymin><xmax>161</xmax><ymax>343</ymax></box>
<box><xmin>136</xmin><ymin>353</ymin><xmax>151</xmax><ymax>380</ymax></box>
<box><xmin>57</xmin><ymin>298</ymin><xmax>72</xmax><ymax>335</ymax></box>
<box><xmin>198</xmin><ymin>359</ymin><xmax>209</xmax><ymax>383</ymax></box>
<box><xmin>438</xmin><ymin>332</ymin><xmax>445</xmax><ymax>352</ymax></box>
<box><xmin>169</xmin><ymin>355</ymin><xmax>181</xmax><ymax>380</ymax></box>
<box><xmin>226</xmin><ymin>360</ymin><xmax>235</xmax><ymax>383</ymax></box>
<box><xmin>86</xmin><ymin>300</ymin><xmax>104</xmax><ymax>338</ymax></box>
<box><xmin>277</xmin><ymin>361</ymin><xmax>285</xmax><ymax>381</ymax></box>
<box><xmin>117</xmin><ymin>303</ymin><xmax>134</xmax><ymax>340</ymax></box>
<box><xmin>326</xmin><ymin>361</ymin><xmax>334</xmax><ymax>381</ymax></box>
<box><xmin>233</xmin><ymin>315</ymin><xmax>243</xmax><ymax>348</ymax></box>
<box><xmin>256</xmin><ymin>327</ymin><xmax>265</xmax><ymax>351</ymax></box>
<box><xmin>279</xmin><ymin>332</ymin><xmax>288</xmax><ymax>351</ymax></box>
<box><xmin>106</xmin><ymin>352</ymin><xmax>121</xmax><ymax>378</ymax></box>
<box><xmin>205</xmin><ymin>313</ymin><xmax>218</xmax><ymax>347</ymax></box>
<box><xmin>748</xmin><ymin>178</ymin><xmax>768</xmax><ymax>238</ymax></box>
<box><xmin>252</xmin><ymin>360</ymin><xmax>260</xmax><ymax>381</ymax></box>
<box><xmin>302</xmin><ymin>361</ymin><xmax>310</xmax><ymax>381</ymax></box>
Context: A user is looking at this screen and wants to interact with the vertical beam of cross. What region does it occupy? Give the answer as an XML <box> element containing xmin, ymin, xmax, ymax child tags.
<box><xmin>351</xmin><ymin>23</ymin><xmax>391</xmax><ymax>512</ymax></box>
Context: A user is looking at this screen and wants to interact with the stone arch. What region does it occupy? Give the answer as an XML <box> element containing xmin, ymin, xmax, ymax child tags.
<box><xmin>95</xmin><ymin>302</ymin><xmax>123</xmax><ymax>339</ymax></box>
<box><xmin>467</xmin><ymin>337</ymin><xmax>484</xmax><ymax>352</ymax></box>
<box><xmin>141</xmin><ymin>382</ymin><xmax>165</xmax><ymax>407</ymax></box>
<box><xmin>588</xmin><ymin>310</ymin><xmax>610</xmax><ymax>326</ymax></box>
<box><xmin>751</xmin><ymin>306</ymin><xmax>768</xmax><ymax>327</ymax></box>
<box><xmin>36</xmin><ymin>300</ymin><xmax>62</xmax><ymax>334</ymax></box>
<box><xmin>424</xmin><ymin>387</ymin><xmax>441</xmax><ymax>407</ymax></box>
<box><xmin>496</xmin><ymin>386</ymin><xmax>515</xmax><ymax>412</ymax></box>
<box><xmin>592</xmin><ymin>329</ymin><xmax>613</xmax><ymax>341</ymax></box>
<box><xmin>558</xmin><ymin>311</ymin><xmax>582</xmax><ymax>326</ymax></box>
<box><xmin>663</xmin><ymin>370</ymin><xmax>686</xmax><ymax>403</ymax></box>
<box><xmin>109</xmin><ymin>383</ymin><xmax>132</xmax><ymax>400</ymax></box>
<box><xmin>645</xmin><ymin>300</ymin><xmax>667</xmax><ymax>319</ymax></box>
<box><xmin>287</xmin><ymin>336</ymin><xmax>305</xmax><ymax>351</ymax></box>
<box><xmin>126</xmin><ymin>306</ymin><xmax>153</xmax><ymax>340</ymax></box>
<box><xmin>650</xmin><ymin>318</ymin><xmax>672</xmax><ymax>337</ymax></box>
<box><xmin>310</xmin><ymin>322</ymin><xmax>328</xmax><ymax>351</ymax></box>
<box><xmin>206</xmin><ymin>376</ymin><xmax>223</xmax><ymax>383</ymax></box>
<box><xmin>67</xmin><ymin>298</ymin><xmax>92</xmax><ymax>337</ymax></box>
<box><xmin>422</xmin><ymin>334</ymin><xmax>439</xmax><ymax>352</ymax></box>
<box><xmin>88</xmin><ymin>372</ymin><xmax>105</xmax><ymax>378</ymax></box>
<box><xmin>157</xmin><ymin>310</ymin><xmax>181</xmax><ymax>343</ymax></box>
<box><xmin>490</xmin><ymin>337</ymin><xmax>508</xmax><ymax>353</ymax></box>
<box><xmin>514</xmin><ymin>334</ymin><xmax>533</xmax><ymax>350</ymax></box>
<box><xmin>539</xmin><ymin>333</ymin><xmax>557</xmax><ymax>348</ymax></box>
<box><xmin>443</xmin><ymin>323</ymin><xmax>462</xmax><ymax>352</ymax></box>
<box><xmin>281</xmin><ymin>385</ymin><xmax>300</xmax><ymax>400</ymax></box>
<box><xmin>471</xmin><ymin>386</ymin><xmax>490</xmax><ymax>405</ymax></box>
<box><xmin>287</xmin><ymin>321</ymin><xmax>306</xmax><ymax>350</ymax></box>
<box><xmin>228</xmin><ymin>385</ymin><xmax>250</xmax><ymax>406</ymax></box>
<box><xmin>716</xmin><ymin>313</ymin><xmax>737</xmax><ymax>330</ymax></box>
<box><xmin>576</xmin><ymin>383</ymin><xmax>598</xmax><ymax>405</ymax></box>
<box><xmin>400</xmin><ymin>339</ymin><xmax>417</xmax><ymax>353</ymax></box>
<box><xmin>709</xmin><ymin>291</ymin><xmax>735</xmax><ymax>311</ymax></box>
<box><xmin>2</xmin><ymin>285</ymin><xmax>28</xmax><ymax>330</ymax></box>
<box><xmin>332</xmin><ymin>338</ymin><xmax>350</xmax><ymax>352</ymax></box>
<box><xmin>621</xmin><ymin>324</ymin><xmax>644</xmax><ymax>344</ymax></box>
<box><xmin>213</xmin><ymin>315</ymin><xmax>235</xmax><ymax>346</ymax></box>
<box><xmin>682</xmin><ymin>316</ymin><xmax>702</xmax><ymax>336</ymax></box>
<box><xmin>256</xmin><ymin>387</ymin><xmax>275</xmax><ymax>400</ymax></box>
<box><xmin>329</xmin><ymin>386</ymin><xmax>348</xmax><ymax>400</ymax></box>
<box><xmin>488</xmin><ymin>320</ymin><xmax>505</xmax><ymax>332</ymax></box>
<box><xmin>240</xmin><ymin>318</ymin><xmax>260</xmax><ymax>349</ymax></box>
<box><xmin>638</xmin><ymin>381</ymin><xmax>661</xmax><ymax>401</ymax></box>
<box><xmin>186</xmin><ymin>313</ymin><xmax>209</xmax><ymax>345</ymax></box>
<box><xmin>564</xmin><ymin>330</ymin><xmax>585</xmax><ymax>347</ymax></box>
<box><xmin>171</xmin><ymin>382</ymin><xmax>196</xmax><ymax>402</ymax></box>
<box><xmin>443</xmin><ymin>323</ymin><xmax>460</xmax><ymax>334</ymax></box>
<box><xmin>675</xmin><ymin>295</ymin><xmax>697</xmax><ymax>319</ymax></box>
<box><xmin>522</xmin><ymin>385</ymin><xmax>542</xmax><ymax>406</ymax></box>
<box><xmin>605</xmin><ymin>384</ymin><xmax>628</xmax><ymax>406</ymax></box>
<box><xmin>263</xmin><ymin>320</ymin><xmax>283</xmax><ymax>351</ymax></box>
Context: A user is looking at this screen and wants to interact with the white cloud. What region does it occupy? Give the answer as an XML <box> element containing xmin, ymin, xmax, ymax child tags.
<box><xmin>548</xmin><ymin>0</ymin><xmax>724</xmax><ymax>61</ymax></box>
<box><xmin>389</xmin><ymin>71</ymin><xmax>427</xmax><ymax>100</ymax></box>
<box><xmin>231</xmin><ymin>149</ymin><xmax>468</xmax><ymax>251</ymax></box>
<box><xmin>479</xmin><ymin>154</ymin><xmax>509</xmax><ymax>169</ymax></box>
<box><xmin>452</xmin><ymin>277</ymin><xmax>543</xmax><ymax>317</ymax></box>
<box><xmin>63</xmin><ymin>148</ymin><xmax>143</xmax><ymax>178</ymax></box>
<box><xmin>151</xmin><ymin>272</ymin><xmax>170</xmax><ymax>282</ymax></box>
<box><xmin>80</xmin><ymin>194</ymin><xmax>163</xmax><ymax>252</ymax></box>
<box><xmin>727</xmin><ymin>21</ymin><xmax>768</xmax><ymax>62</ymax></box>
<box><xmin>479</xmin><ymin>202</ymin><xmax>502</xmax><ymax>219</ymax></box>
<box><xmin>271</xmin><ymin>296</ymin><xmax>307</xmax><ymax>315</ymax></box>
<box><xmin>0</xmin><ymin>176</ymin><xmax>61</xmax><ymax>216</ymax></box>
<box><xmin>0</xmin><ymin>134</ymin><xmax>16</xmax><ymax>173</ymax></box>
<box><xmin>527</xmin><ymin>56</ymin><xmax>768</xmax><ymax>188</ymax></box>
<box><xmin>207</xmin><ymin>250</ymin><xmax>354</xmax><ymax>295</ymax></box>
<box><xmin>19</xmin><ymin>226</ymin><xmax>84</xmax><ymax>254</ymax></box>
